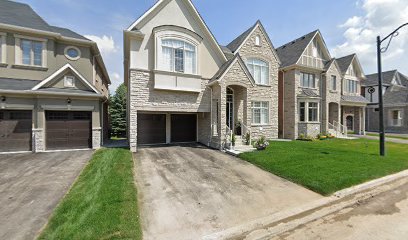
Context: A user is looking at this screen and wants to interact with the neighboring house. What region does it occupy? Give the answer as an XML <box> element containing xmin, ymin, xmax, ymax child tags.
<box><xmin>363</xmin><ymin>70</ymin><xmax>408</xmax><ymax>133</ymax></box>
<box><xmin>276</xmin><ymin>31</ymin><xmax>368</xmax><ymax>139</ymax></box>
<box><xmin>0</xmin><ymin>0</ymin><xmax>110</xmax><ymax>153</ymax></box>
<box><xmin>124</xmin><ymin>0</ymin><xmax>280</xmax><ymax>152</ymax></box>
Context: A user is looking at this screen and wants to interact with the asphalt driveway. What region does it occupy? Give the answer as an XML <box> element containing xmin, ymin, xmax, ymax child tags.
<box><xmin>134</xmin><ymin>144</ymin><xmax>321</xmax><ymax>240</ymax></box>
<box><xmin>0</xmin><ymin>151</ymin><xmax>93</xmax><ymax>240</ymax></box>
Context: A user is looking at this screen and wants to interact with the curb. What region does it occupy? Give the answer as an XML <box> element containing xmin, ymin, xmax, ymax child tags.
<box><xmin>202</xmin><ymin>169</ymin><xmax>408</xmax><ymax>240</ymax></box>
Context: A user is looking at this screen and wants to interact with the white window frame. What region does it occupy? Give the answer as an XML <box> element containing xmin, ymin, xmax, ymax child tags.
<box><xmin>252</xmin><ymin>101</ymin><xmax>269</xmax><ymax>125</ymax></box>
<box><xmin>63</xmin><ymin>75</ymin><xmax>75</xmax><ymax>88</ymax></box>
<box><xmin>300</xmin><ymin>72</ymin><xmax>316</xmax><ymax>88</ymax></box>
<box><xmin>299</xmin><ymin>100</ymin><xmax>320</xmax><ymax>123</ymax></box>
<box><xmin>246</xmin><ymin>58</ymin><xmax>269</xmax><ymax>85</ymax></box>
<box><xmin>346</xmin><ymin>79</ymin><xmax>358</xmax><ymax>94</ymax></box>
<box><xmin>14</xmin><ymin>35</ymin><xmax>47</xmax><ymax>67</ymax></box>
<box><xmin>331</xmin><ymin>75</ymin><xmax>337</xmax><ymax>91</ymax></box>
<box><xmin>157</xmin><ymin>38</ymin><xmax>197</xmax><ymax>75</ymax></box>
<box><xmin>390</xmin><ymin>109</ymin><xmax>403</xmax><ymax>127</ymax></box>
<box><xmin>0</xmin><ymin>33</ymin><xmax>6</xmax><ymax>64</ymax></box>
<box><xmin>64</xmin><ymin>46</ymin><xmax>81</xmax><ymax>61</ymax></box>
<box><xmin>255</xmin><ymin>35</ymin><xmax>261</xmax><ymax>46</ymax></box>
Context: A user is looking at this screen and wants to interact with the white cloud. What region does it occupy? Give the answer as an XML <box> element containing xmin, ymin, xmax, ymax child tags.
<box><xmin>84</xmin><ymin>35</ymin><xmax>119</xmax><ymax>56</ymax></box>
<box><xmin>109</xmin><ymin>72</ymin><xmax>123</xmax><ymax>94</ymax></box>
<box><xmin>332</xmin><ymin>0</ymin><xmax>408</xmax><ymax>74</ymax></box>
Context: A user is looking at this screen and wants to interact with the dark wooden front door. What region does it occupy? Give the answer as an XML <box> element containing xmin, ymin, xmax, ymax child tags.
<box><xmin>137</xmin><ymin>114</ymin><xmax>166</xmax><ymax>145</ymax></box>
<box><xmin>46</xmin><ymin>111</ymin><xmax>92</xmax><ymax>150</ymax></box>
<box><xmin>171</xmin><ymin>114</ymin><xmax>197</xmax><ymax>143</ymax></box>
<box><xmin>0</xmin><ymin>110</ymin><xmax>32</xmax><ymax>152</ymax></box>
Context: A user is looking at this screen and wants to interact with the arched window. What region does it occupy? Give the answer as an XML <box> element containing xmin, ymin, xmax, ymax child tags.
<box><xmin>246</xmin><ymin>58</ymin><xmax>269</xmax><ymax>85</ymax></box>
<box><xmin>160</xmin><ymin>39</ymin><xmax>196</xmax><ymax>74</ymax></box>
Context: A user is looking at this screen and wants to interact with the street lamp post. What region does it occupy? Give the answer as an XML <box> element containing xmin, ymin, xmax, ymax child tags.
<box><xmin>376</xmin><ymin>23</ymin><xmax>408</xmax><ymax>156</ymax></box>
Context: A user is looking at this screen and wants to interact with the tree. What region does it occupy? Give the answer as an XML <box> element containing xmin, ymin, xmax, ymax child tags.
<box><xmin>109</xmin><ymin>83</ymin><xmax>127</xmax><ymax>137</ymax></box>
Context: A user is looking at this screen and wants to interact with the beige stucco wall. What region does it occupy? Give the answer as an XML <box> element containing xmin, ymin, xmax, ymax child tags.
<box><xmin>129</xmin><ymin>0</ymin><xmax>224</xmax><ymax>79</ymax></box>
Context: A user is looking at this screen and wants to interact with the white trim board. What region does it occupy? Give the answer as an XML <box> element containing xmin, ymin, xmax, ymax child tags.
<box><xmin>32</xmin><ymin>63</ymin><xmax>100</xmax><ymax>94</ymax></box>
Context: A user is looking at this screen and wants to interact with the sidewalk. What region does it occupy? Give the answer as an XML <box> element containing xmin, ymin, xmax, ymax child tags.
<box><xmin>351</xmin><ymin>134</ymin><xmax>408</xmax><ymax>144</ymax></box>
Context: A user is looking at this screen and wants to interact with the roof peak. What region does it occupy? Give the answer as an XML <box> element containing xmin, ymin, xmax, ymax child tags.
<box><xmin>277</xmin><ymin>29</ymin><xmax>319</xmax><ymax>50</ymax></box>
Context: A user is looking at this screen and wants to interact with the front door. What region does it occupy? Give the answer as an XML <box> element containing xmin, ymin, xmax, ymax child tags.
<box><xmin>226</xmin><ymin>88</ymin><xmax>234</xmax><ymax>129</ymax></box>
<box><xmin>346</xmin><ymin>115</ymin><xmax>354</xmax><ymax>131</ymax></box>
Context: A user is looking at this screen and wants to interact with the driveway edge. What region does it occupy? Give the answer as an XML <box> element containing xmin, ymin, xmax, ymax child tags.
<box><xmin>202</xmin><ymin>169</ymin><xmax>408</xmax><ymax>240</ymax></box>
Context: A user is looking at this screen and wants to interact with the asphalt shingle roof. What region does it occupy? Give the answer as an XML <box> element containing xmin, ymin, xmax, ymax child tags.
<box><xmin>363</xmin><ymin>70</ymin><xmax>408</xmax><ymax>87</ymax></box>
<box><xmin>226</xmin><ymin>22</ymin><xmax>257</xmax><ymax>53</ymax></box>
<box><xmin>0</xmin><ymin>78</ymin><xmax>38</xmax><ymax>90</ymax></box>
<box><xmin>384</xmin><ymin>86</ymin><xmax>408</xmax><ymax>105</ymax></box>
<box><xmin>341</xmin><ymin>95</ymin><xmax>370</xmax><ymax>104</ymax></box>
<box><xmin>0</xmin><ymin>0</ymin><xmax>88</xmax><ymax>41</ymax></box>
<box><xmin>276</xmin><ymin>30</ymin><xmax>318</xmax><ymax>68</ymax></box>
<box><xmin>336</xmin><ymin>54</ymin><xmax>355</xmax><ymax>74</ymax></box>
<box><xmin>299</xmin><ymin>89</ymin><xmax>320</xmax><ymax>97</ymax></box>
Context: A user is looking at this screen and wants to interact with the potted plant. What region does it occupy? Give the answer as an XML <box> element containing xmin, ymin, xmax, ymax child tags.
<box><xmin>245</xmin><ymin>132</ymin><xmax>251</xmax><ymax>145</ymax></box>
<box><xmin>235</xmin><ymin>121</ymin><xmax>242</xmax><ymax>135</ymax></box>
<box><xmin>231</xmin><ymin>134</ymin><xmax>236</xmax><ymax>148</ymax></box>
<box><xmin>254</xmin><ymin>136</ymin><xmax>269</xmax><ymax>150</ymax></box>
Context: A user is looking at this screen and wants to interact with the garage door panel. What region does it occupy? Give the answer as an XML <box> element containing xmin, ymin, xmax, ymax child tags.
<box><xmin>46</xmin><ymin>111</ymin><xmax>91</xmax><ymax>150</ymax></box>
<box><xmin>0</xmin><ymin>111</ymin><xmax>32</xmax><ymax>152</ymax></box>
<box><xmin>138</xmin><ymin>114</ymin><xmax>166</xmax><ymax>145</ymax></box>
<box><xmin>171</xmin><ymin>114</ymin><xmax>196</xmax><ymax>143</ymax></box>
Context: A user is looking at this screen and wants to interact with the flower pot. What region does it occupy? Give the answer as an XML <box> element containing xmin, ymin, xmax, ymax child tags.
<box><xmin>256</xmin><ymin>146</ymin><xmax>266</xmax><ymax>151</ymax></box>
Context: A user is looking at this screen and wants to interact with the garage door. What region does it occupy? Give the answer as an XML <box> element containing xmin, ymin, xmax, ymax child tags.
<box><xmin>171</xmin><ymin>114</ymin><xmax>196</xmax><ymax>143</ymax></box>
<box><xmin>0</xmin><ymin>110</ymin><xmax>32</xmax><ymax>152</ymax></box>
<box><xmin>46</xmin><ymin>111</ymin><xmax>92</xmax><ymax>150</ymax></box>
<box><xmin>138</xmin><ymin>114</ymin><xmax>166</xmax><ymax>145</ymax></box>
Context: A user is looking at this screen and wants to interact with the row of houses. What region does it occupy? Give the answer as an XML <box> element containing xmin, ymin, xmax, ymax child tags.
<box><xmin>125</xmin><ymin>0</ymin><xmax>399</xmax><ymax>152</ymax></box>
<box><xmin>0</xmin><ymin>0</ymin><xmax>406</xmax><ymax>154</ymax></box>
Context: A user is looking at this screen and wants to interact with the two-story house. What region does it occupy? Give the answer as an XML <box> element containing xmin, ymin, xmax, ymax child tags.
<box><xmin>363</xmin><ymin>70</ymin><xmax>408</xmax><ymax>133</ymax></box>
<box><xmin>336</xmin><ymin>54</ymin><xmax>369</xmax><ymax>135</ymax></box>
<box><xmin>0</xmin><ymin>0</ymin><xmax>110</xmax><ymax>153</ymax></box>
<box><xmin>277</xmin><ymin>31</ymin><xmax>368</xmax><ymax>139</ymax></box>
<box><xmin>124</xmin><ymin>0</ymin><xmax>280</xmax><ymax>152</ymax></box>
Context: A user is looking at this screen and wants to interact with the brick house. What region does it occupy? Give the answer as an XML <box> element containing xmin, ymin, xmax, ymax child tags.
<box><xmin>363</xmin><ymin>70</ymin><xmax>408</xmax><ymax>133</ymax></box>
<box><xmin>276</xmin><ymin>30</ymin><xmax>368</xmax><ymax>139</ymax></box>
<box><xmin>124</xmin><ymin>0</ymin><xmax>280</xmax><ymax>152</ymax></box>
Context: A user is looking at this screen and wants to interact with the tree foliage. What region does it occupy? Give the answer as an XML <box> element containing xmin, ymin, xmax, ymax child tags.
<box><xmin>109</xmin><ymin>83</ymin><xmax>127</xmax><ymax>137</ymax></box>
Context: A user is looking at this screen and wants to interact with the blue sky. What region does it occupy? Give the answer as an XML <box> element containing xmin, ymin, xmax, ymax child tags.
<box><xmin>16</xmin><ymin>0</ymin><xmax>408</xmax><ymax>92</ymax></box>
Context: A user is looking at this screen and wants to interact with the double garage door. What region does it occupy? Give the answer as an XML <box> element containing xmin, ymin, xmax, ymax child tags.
<box><xmin>138</xmin><ymin>114</ymin><xmax>197</xmax><ymax>145</ymax></box>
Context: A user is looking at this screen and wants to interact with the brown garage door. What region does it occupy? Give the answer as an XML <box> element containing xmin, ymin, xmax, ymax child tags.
<box><xmin>0</xmin><ymin>110</ymin><xmax>32</xmax><ymax>152</ymax></box>
<box><xmin>46</xmin><ymin>111</ymin><xmax>92</xmax><ymax>150</ymax></box>
<box><xmin>138</xmin><ymin>114</ymin><xmax>166</xmax><ymax>145</ymax></box>
<box><xmin>171</xmin><ymin>114</ymin><xmax>196</xmax><ymax>143</ymax></box>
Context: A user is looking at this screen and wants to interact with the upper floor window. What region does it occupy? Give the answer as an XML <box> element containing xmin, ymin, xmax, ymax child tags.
<box><xmin>331</xmin><ymin>75</ymin><xmax>337</xmax><ymax>91</ymax></box>
<box><xmin>300</xmin><ymin>72</ymin><xmax>316</xmax><ymax>88</ymax></box>
<box><xmin>64</xmin><ymin>76</ymin><xmax>75</xmax><ymax>88</ymax></box>
<box><xmin>21</xmin><ymin>39</ymin><xmax>43</xmax><ymax>66</ymax></box>
<box><xmin>390</xmin><ymin>110</ymin><xmax>402</xmax><ymax>127</ymax></box>
<box><xmin>64</xmin><ymin>46</ymin><xmax>81</xmax><ymax>61</ymax></box>
<box><xmin>0</xmin><ymin>33</ymin><xmax>6</xmax><ymax>64</ymax></box>
<box><xmin>246</xmin><ymin>58</ymin><xmax>269</xmax><ymax>85</ymax></box>
<box><xmin>255</xmin><ymin>35</ymin><xmax>261</xmax><ymax>46</ymax></box>
<box><xmin>346</xmin><ymin>79</ymin><xmax>358</xmax><ymax>93</ymax></box>
<box><xmin>161</xmin><ymin>39</ymin><xmax>196</xmax><ymax>74</ymax></box>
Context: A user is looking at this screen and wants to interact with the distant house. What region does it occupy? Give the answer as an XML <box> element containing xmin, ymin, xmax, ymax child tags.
<box><xmin>276</xmin><ymin>31</ymin><xmax>368</xmax><ymax>139</ymax></box>
<box><xmin>363</xmin><ymin>70</ymin><xmax>408</xmax><ymax>133</ymax></box>
<box><xmin>0</xmin><ymin>0</ymin><xmax>110</xmax><ymax>153</ymax></box>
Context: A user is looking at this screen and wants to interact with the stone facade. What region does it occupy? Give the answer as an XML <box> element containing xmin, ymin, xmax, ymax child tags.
<box><xmin>32</xmin><ymin>128</ymin><xmax>44</xmax><ymax>152</ymax></box>
<box><xmin>342</xmin><ymin>106</ymin><xmax>365</xmax><ymax>134</ymax></box>
<box><xmin>322</xmin><ymin>63</ymin><xmax>342</xmax><ymax>132</ymax></box>
<box><xmin>366</xmin><ymin>106</ymin><xmax>408</xmax><ymax>133</ymax></box>
<box><xmin>298</xmin><ymin>123</ymin><xmax>321</xmax><ymax>137</ymax></box>
<box><xmin>92</xmin><ymin>128</ymin><xmax>102</xmax><ymax>149</ymax></box>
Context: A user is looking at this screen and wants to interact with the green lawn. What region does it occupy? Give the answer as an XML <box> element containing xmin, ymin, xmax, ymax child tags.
<box><xmin>38</xmin><ymin>148</ymin><xmax>142</xmax><ymax>240</ymax></box>
<box><xmin>366</xmin><ymin>133</ymin><xmax>408</xmax><ymax>140</ymax></box>
<box><xmin>240</xmin><ymin>139</ymin><xmax>408</xmax><ymax>196</ymax></box>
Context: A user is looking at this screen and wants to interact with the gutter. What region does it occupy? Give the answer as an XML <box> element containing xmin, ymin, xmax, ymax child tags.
<box><xmin>0</xmin><ymin>89</ymin><xmax>105</xmax><ymax>99</ymax></box>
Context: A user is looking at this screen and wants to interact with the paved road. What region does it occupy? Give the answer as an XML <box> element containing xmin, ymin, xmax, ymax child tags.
<box><xmin>134</xmin><ymin>144</ymin><xmax>321</xmax><ymax>240</ymax></box>
<box><xmin>352</xmin><ymin>134</ymin><xmax>408</xmax><ymax>144</ymax></box>
<box><xmin>0</xmin><ymin>151</ymin><xmax>92</xmax><ymax>240</ymax></box>
<box><xmin>273</xmin><ymin>181</ymin><xmax>408</xmax><ymax>240</ymax></box>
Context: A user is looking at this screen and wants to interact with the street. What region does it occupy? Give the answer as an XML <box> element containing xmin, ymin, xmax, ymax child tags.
<box><xmin>273</xmin><ymin>181</ymin><xmax>408</xmax><ymax>240</ymax></box>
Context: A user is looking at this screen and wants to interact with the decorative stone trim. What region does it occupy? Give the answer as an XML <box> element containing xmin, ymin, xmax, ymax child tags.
<box><xmin>32</xmin><ymin>128</ymin><xmax>44</xmax><ymax>152</ymax></box>
<box><xmin>92</xmin><ymin>128</ymin><xmax>101</xmax><ymax>149</ymax></box>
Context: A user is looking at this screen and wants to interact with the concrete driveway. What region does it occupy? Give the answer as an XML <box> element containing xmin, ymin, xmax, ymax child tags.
<box><xmin>134</xmin><ymin>144</ymin><xmax>321</xmax><ymax>240</ymax></box>
<box><xmin>0</xmin><ymin>151</ymin><xmax>93</xmax><ymax>240</ymax></box>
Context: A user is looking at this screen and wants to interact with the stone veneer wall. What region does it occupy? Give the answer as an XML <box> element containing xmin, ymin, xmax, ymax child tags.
<box><xmin>298</xmin><ymin>123</ymin><xmax>321</xmax><ymax>138</ymax></box>
<box><xmin>322</xmin><ymin>63</ymin><xmax>342</xmax><ymax>132</ymax></box>
<box><xmin>32</xmin><ymin>128</ymin><xmax>44</xmax><ymax>152</ymax></box>
<box><xmin>92</xmin><ymin>128</ymin><xmax>102</xmax><ymax>149</ymax></box>
<box><xmin>343</xmin><ymin>106</ymin><xmax>364</xmax><ymax>134</ymax></box>
<box><xmin>366</xmin><ymin>106</ymin><xmax>408</xmax><ymax>133</ymax></box>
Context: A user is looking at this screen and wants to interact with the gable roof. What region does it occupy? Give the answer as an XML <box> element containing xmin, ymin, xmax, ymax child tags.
<box><xmin>0</xmin><ymin>0</ymin><xmax>87</xmax><ymax>41</ymax></box>
<box><xmin>210</xmin><ymin>54</ymin><xmax>255</xmax><ymax>86</ymax></box>
<box><xmin>276</xmin><ymin>30</ymin><xmax>319</xmax><ymax>68</ymax></box>
<box><xmin>336</xmin><ymin>54</ymin><xmax>355</xmax><ymax>74</ymax></box>
<box><xmin>363</xmin><ymin>70</ymin><xmax>408</xmax><ymax>87</ymax></box>
<box><xmin>32</xmin><ymin>64</ymin><xmax>100</xmax><ymax>94</ymax></box>
<box><xmin>0</xmin><ymin>78</ymin><xmax>38</xmax><ymax>91</ymax></box>
<box><xmin>127</xmin><ymin>0</ymin><xmax>227</xmax><ymax>62</ymax></box>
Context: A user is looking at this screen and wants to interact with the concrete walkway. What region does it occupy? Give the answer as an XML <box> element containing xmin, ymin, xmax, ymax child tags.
<box><xmin>0</xmin><ymin>151</ymin><xmax>92</xmax><ymax>240</ymax></box>
<box><xmin>134</xmin><ymin>144</ymin><xmax>321</xmax><ymax>240</ymax></box>
<box><xmin>351</xmin><ymin>134</ymin><xmax>408</xmax><ymax>144</ymax></box>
